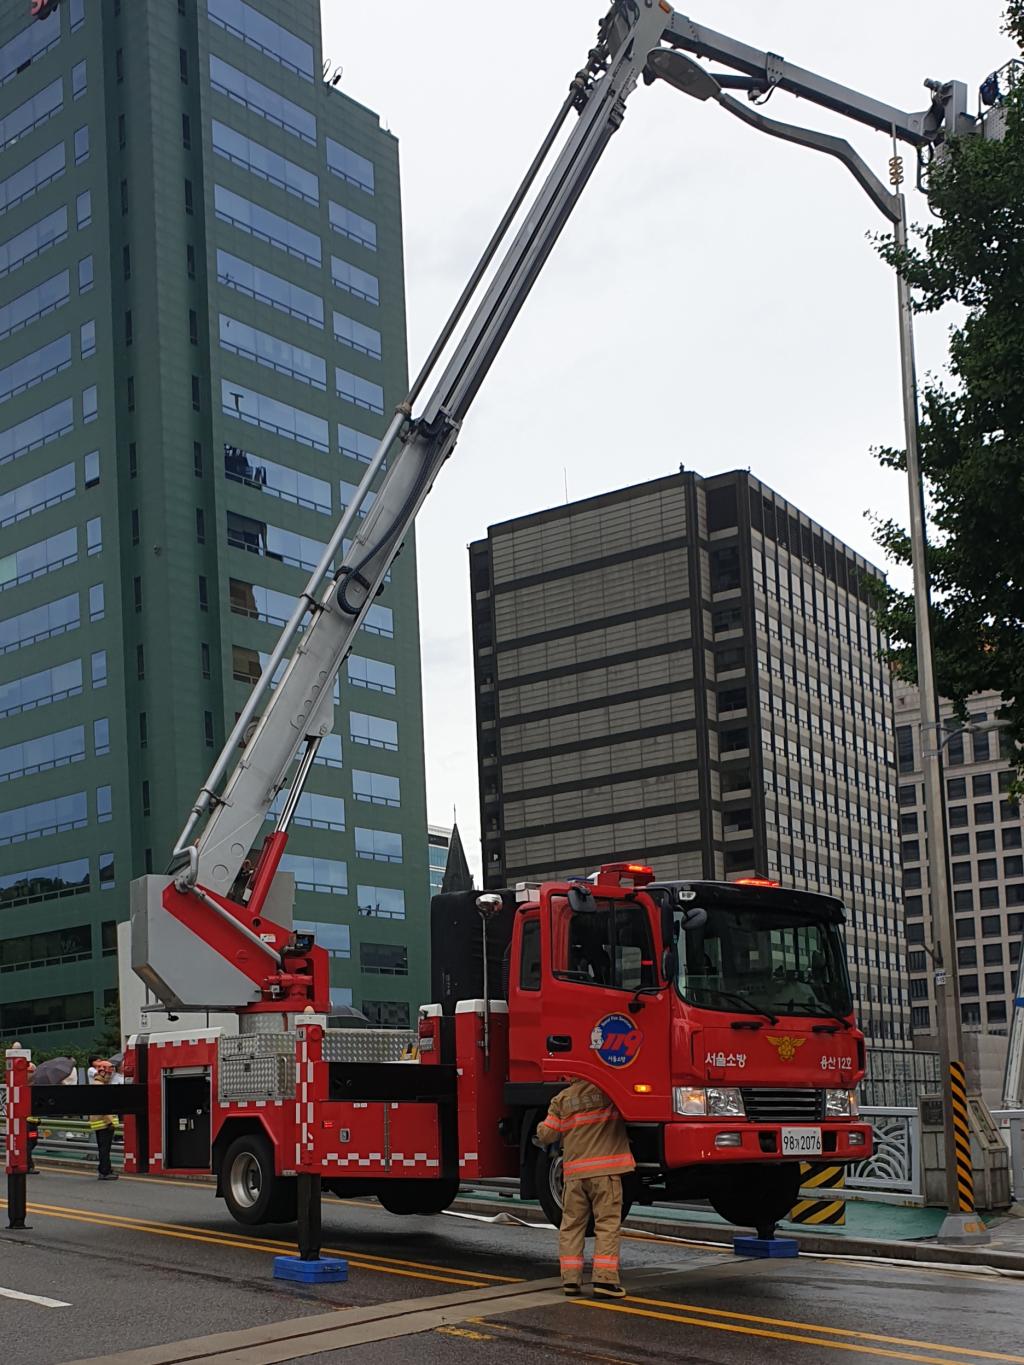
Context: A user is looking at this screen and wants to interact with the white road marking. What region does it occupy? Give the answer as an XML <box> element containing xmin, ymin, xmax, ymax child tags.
<box><xmin>0</xmin><ymin>1285</ymin><xmax>71</xmax><ymax>1309</ymax></box>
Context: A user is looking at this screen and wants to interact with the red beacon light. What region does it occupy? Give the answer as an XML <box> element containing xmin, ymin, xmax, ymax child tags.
<box><xmin>732</xmin><ymin>877</ymin><xmax>781</xmax><ymax>888</ymax></box>
<box><xmin>597</xmin><ymin>862</ymin><xmax>655</xmax><ymax>887</ymax></box>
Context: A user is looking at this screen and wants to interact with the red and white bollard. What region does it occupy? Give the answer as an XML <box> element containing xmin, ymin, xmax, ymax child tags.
<box><xmin>5</xmin><ymin>1048</ymin><xmax>31</xmax><ymax>1229</ymax></box>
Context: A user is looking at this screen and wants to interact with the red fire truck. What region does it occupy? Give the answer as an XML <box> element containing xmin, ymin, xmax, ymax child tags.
<box><xmin>11</xmin><ymin>0</ymin><xmax>979</xmax><ymax>1242</ymax></box>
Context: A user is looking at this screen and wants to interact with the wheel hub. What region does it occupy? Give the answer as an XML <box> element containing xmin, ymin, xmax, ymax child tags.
<box><xmin>229</xmin><ymin>1152</ymin><xmax>262</xmax><ymax>1208</ymax></box>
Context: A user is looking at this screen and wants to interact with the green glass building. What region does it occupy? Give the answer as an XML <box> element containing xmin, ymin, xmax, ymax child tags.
<box><xmin>0</xmin><ymin>0</ymin><xmax>429</xmax><ymax>1045</ymax></box>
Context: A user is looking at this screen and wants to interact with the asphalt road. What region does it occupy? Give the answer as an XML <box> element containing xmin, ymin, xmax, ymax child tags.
<box><xmin>1</xmin><ymin>1165</ymin><xmax>1022</xmax><ymax>1365</ymax></box>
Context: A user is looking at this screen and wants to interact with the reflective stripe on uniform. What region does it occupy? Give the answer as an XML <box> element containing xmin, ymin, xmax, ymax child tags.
<box><xmin>593</xmin><ymin>1254</ymin><xmax>619</xmax><ymax>1268</ymax></box>
<box><xmin>563</xmin><ymin>1151</ymin><xmax>634</xmax><ymax>1177</ymax></box>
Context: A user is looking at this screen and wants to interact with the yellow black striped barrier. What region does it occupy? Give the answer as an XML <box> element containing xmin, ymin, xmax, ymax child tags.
<box><xmin>949</xmin><ymin>1060</ymin><xmax>975</xmax><ymax>1212</ymax></box>
<box><xmin>788</xmin><ymin>1162</ymin><xmax>846</xmax><ymax>1226</ymax></box>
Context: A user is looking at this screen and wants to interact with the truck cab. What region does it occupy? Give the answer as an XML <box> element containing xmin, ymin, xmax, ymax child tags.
<box><xmin>502</xmin><ymin>863</ymin><xmax>872</xmax><ymax>1233</ymax></box>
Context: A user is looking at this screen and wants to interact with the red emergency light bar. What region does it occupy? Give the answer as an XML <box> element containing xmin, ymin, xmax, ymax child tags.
<box><xmin>596</xmin><ymin>862</ymin><xmax>655</xmax><ymax>887</ymax></box>
<box><xmin>732</xmin><ymin>877</ymin><xmax>781</xmax><ymax>887</ymax></box>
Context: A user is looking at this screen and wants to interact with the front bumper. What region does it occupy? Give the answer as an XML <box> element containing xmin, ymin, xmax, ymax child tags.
<box><xmin>662</xmin><ymin>1120</ymin><xmax>873</xmax><ymax>1166</ymax></box>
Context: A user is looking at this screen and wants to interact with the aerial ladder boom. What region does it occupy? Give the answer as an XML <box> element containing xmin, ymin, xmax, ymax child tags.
<box><xmin>132</xmin><ymin>1</ymin><xmax>977</xmax><ymax>1015</ymax></box>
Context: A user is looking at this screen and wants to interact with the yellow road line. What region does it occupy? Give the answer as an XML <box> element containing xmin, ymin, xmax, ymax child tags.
<box><xmin>574</xmin><ymin>1299</ymin><xmax>1000</xmax><ymax>1365</ymax></box>
<box><xmin>622</xmin><ymin>1295</ymin><xmax>1024</xmax><ymax>1363</ymax></box>
<box><xmin>0</xmin><ymin>1202</ymin><xmax>494</xmax><ymax>1288</ymax></box>
<box><xmin>13</xmin><ymin>1198</ymin><xmax>517</xmax><ymax>1282</ymax></box>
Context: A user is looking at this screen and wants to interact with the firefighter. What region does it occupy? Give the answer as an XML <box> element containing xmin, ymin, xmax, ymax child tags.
<box><xmin>535</xmin><ymin>1078</ymin><xmax>634</xmax><ymax>1298</ymax></box>
<box><xmin>90</xmin><ymin>1059</ymin><xmax>119</xmax><ymax>1181</ymax></box>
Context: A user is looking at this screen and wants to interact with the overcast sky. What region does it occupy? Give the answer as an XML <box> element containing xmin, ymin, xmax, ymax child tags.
<box><xmin>325</xmin><ymin>2</ymin><xmax>1015</xmax><ymax>881</ymax></box>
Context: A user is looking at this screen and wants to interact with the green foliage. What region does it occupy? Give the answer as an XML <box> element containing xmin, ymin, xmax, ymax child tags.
<box><xmin>868</xmin><ymin>9</ymin><xmax>1024</xmax><ymax>773</ymax></box>
<box><xmin>91</xmin><ymin>1000</ymin><xmax>122</xmax><ymax>1057</ymax></box>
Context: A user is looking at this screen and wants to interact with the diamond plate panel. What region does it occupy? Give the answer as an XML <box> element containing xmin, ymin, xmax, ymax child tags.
<box><xmin>322</xmin><ymin>1029</ymin><xmax>418</xmax><ymax>1065</ymax></box>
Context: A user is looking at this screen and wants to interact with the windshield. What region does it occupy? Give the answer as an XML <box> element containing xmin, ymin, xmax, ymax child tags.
<box><xmin>674</xmin><ymin>903</ymin><xmax>853</xmax><ymax>1019</ymax></box>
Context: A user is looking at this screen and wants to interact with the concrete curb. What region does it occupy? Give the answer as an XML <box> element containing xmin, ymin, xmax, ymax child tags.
<box><xmin>448</xmin><ymin>1195</ymin><xmax>1024</xmax><ymax>1274</ymax></box>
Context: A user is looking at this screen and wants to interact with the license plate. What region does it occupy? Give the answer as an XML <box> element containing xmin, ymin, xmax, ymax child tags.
<box><xmin>781</xmin><ymin>1126</ymin><xmax>822</xmax><ymax>1157</ymax></box>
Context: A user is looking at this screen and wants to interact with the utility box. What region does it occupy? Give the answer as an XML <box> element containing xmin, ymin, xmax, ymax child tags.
<box><xmin>918</xmin><ymin>1092</ymin><xmax>1011</xmax><ymax>1211</ymax></box>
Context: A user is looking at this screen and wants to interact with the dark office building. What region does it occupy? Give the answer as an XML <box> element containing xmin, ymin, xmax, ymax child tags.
<box><xmin>470</xmin><ymin>469</ymin><xmax>910</xmax><ymax>1044</ymax></box>
<box><xmin>0</xmin><ymin>0</ymin><xmax>428</xmax><ymax>1044</ymax></box>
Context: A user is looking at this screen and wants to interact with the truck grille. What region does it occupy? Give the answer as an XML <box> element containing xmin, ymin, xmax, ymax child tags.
<box><xmin>740</xmin><ymin>1088</ymin><xmax>825</xmax><ymax>1123</ymax></box>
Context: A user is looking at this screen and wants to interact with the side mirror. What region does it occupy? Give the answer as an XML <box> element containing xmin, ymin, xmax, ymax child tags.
<box><xmin>567</xmin><ymin>883</ymin><xmax>595</xmax><ymax>913</ymax></box>
<box><xmin>678</xmin><ymin>906</ymin><xmax>708</xmax><ymax>931</ymax></box>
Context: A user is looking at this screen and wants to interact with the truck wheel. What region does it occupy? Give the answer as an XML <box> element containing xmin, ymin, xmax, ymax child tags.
<box><xmin>221</xmin><ymin>1133</ymin><xmax>296</xmax><ymax>1226</ymax></box>
<box><xmin>706</xmin><ymin>1164</ymin><xmax>803</xmax><ymax>1236</ymax></box>
<box><xmin>533</xmin><ymin>1148</ymin><xmax>634</xmax><ymax>1229</ymax></box>
<box><xmin>376</xmin><ymin>1178</ymin><xmax>460</xmax><ymax>1216</ymax></box>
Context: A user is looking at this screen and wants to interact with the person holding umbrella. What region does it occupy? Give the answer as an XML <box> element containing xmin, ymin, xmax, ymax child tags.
<box><xmin>28</xmin><ymin>1056</ymin><xmax>79</xmax><ymax>1175</ymax></box>
<box><xmin>90</xmin><ymin>1059</ymin><xmax>118</xmax><ymax>1180</ymax></box>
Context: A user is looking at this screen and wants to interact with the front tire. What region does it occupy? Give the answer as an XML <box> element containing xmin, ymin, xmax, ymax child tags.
<box><xmin>533</xmin><ymin>1147</ymin><xmax>634</xmax><ymax>1229</ymax></box>
<box><xmin>706</xmin><ymin>1164</ymin><xmax>803</xmax><ymax>1237</ymax></box>
<box><xmin>221</xmin><ymin>1133</ymin><xmax>297</xmax><ymax>1226</ymax></box>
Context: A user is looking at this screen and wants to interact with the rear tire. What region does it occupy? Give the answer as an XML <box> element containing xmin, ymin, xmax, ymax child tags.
<box><xmin>221</xmin><ymin>1133</ymin><xmax>296</xmax><ymax>1226</ymax></box>
<box><xmin>706</xmin><ymin>1164</ymin><xmax>803</xmax><ymax>1236</ymax></box>
<box><xmin>376</xmin><ymin>1177</ymin><xmax>460</xmax><ymax>1216</ymax></box>
<box><xmin>533</xmin><ymin>1147</ymin><xmax>634</xmax><ymax>1229</ymax></box>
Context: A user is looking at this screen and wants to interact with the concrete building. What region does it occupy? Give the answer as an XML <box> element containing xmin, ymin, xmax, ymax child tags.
<box><xmin>470</xmin><ymin>469</ymin><xmax>910</xmax><ymax>1045</ymax></box>
<box><xmin>894</xmin><ymin>682</ymin><xmax>1023</xmax><ymax>1045</ymax></box>
<box><xmin>0</xmin><ymin>0</ymin><xmax>428</xmax><ymax>1044</ymax></box>
<box><xmin>428</xmin><ymin>824</ymin><xmax>451</xmax><ymax>898</ymax></box>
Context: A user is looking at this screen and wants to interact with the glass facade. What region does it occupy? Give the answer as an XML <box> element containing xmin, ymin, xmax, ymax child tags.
<box><xmin>0</xmin><ymin>0</ymin><xmax>427</xmax><ymax>1043</ymax></box>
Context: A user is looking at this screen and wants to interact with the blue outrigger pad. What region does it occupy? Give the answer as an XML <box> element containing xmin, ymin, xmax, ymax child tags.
<box><xmin>273</xmin><ymin>1255</ymin><xmax>349</xmax><ymax>1282</ymax></box>
<box><xmin>733</xmin><ymin>1235</ymin><xmax>799</xmax><ymax>1259</ymax></box>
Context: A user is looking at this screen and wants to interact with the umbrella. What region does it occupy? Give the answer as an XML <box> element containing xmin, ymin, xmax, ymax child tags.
<box><xmin>31</xmin><ymin>1057</ymin><xmax>76</xmax><ymax>1086</ymax></box>
<box><xmin>327</xmin><ymin>1005</ymin><xmax>372</xmax><ymax>1029</ymax></box>
<box><xmin>109</xmin><ymin>1052</ymin><xmax>124</xmax><ymax>1067</ymax></box>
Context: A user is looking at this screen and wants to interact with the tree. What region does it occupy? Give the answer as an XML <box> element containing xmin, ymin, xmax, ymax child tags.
<box><xmin>91</xmin><ymin>999</ymin><xmax>122</xmax><ymax>1057</ymax></box>
<box><xmin>868</xmin><ymin>4</ymin><xmax>1024</xmax><ymax>774</ymax></box>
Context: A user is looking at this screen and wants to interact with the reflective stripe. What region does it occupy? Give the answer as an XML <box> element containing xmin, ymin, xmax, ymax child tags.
<box><xmin>593</xmin><ymin>1256</ymin><xmax>619</xmax><ymax>1267</ymax></box>
<box><xmin>559</xmin><ymin>1256</ymin><xmax>584</xmax><ymax>1267</ymax></box>
<box><xmin>560</xmin><ymin>1108</ymin><xmax>616</xmax><ymax>1130</ymax></box>
<box><xmin>540</xmin><ymin>1113</ymin><xmax>566</xmax><ymax>1131</ymax></box>
<box><xmin>563</xmin><ymin>1151</ymin><xmax>634</xmax><ymax>1176</ymax></box>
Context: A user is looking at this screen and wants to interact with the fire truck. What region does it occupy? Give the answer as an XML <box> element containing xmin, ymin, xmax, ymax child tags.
<box><xmin>8</xmin><ymin>0</ymin><xmax>981</xmax><ymax>1242</ymax></box>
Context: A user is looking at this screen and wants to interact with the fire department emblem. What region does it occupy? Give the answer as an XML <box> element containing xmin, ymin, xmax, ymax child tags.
<box><xmin>766</xmin><ymin>1035</ymin><xmax>806</xmax><ymax>1062</ymax></box>
<box><xmin>590</xmin><ymin>1014</ymin><xmax>643</xmax><ymax>1069</ymax></box>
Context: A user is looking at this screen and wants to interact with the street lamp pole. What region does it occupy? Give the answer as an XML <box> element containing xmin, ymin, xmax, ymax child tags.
<box><xmin>646</xmin><ymin>49</ymin><xmax>988</xmax><ymax>1241</ymax></box>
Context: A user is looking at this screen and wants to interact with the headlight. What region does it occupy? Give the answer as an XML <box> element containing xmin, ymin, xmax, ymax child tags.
<box><xmin>672</xmin><ymin>1086</ymin><xmax>746</xmax><ymax>1118</ymax></box>
<box><xmin>825</xmin><ymin>1088</ymin><xmax>859</xmax><ymax>1118</ymax></box>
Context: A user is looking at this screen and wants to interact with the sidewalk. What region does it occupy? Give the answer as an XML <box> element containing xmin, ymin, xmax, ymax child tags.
<box><xmin>452</xmin><ymin>1185</ymin><xmax>1024</xmax><ymax>1273</ymax></box>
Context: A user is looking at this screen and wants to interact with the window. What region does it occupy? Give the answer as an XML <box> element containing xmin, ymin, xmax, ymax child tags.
<box><xmin>905</xmin><ymin>896</ymin><xmax>922</xmax><ymax>918</ymax></box>
<box><xmin>0</xmin><ymin>395</ymin><xmax>73</xmax><ymax>465</ymax></box>
<box><xmin>208</xmin><ymin>55</ymin><xmax>316</xmax><ymax>145</ymax></box>
<box><xmin>0</xmin><ymin>723</ymin><xmax>86</xmax><ymax>782</ymax></box>
<box><xmin>144</xmin><ymin>848</ymin><xmax>153</xmax><ymax>873</ymax></box>
<box><xmin>911</xmin><ymin>1006</ymin><xmax>930</xmax><ymax>1029</ymax></box>
<box><xmin>88</xmin><ymin>584</ymin><xmax>103</xmax><ymax>621</ymax></box>
<box><xmin>901</xmin><ymin>840</ymin><xmax>920</xmax><ymax>863</ymax></box>
<box><xmin>981</xmin><ymin>915</ymin><xmax>1001</xmax><ymax>938</ymax></box>
<box><xmin>959</xmin><ymin>975</ymin><xmax>978</xmax><ymax>996</ymax></box>
<box><xmin>972</xmin><ymin>727</ymin><xmax>992</xmax><ymax>763</ymax></box>
<box><xmin>122</xmin><ymin>243</ymin><xmax>131</xmax><ymax>281</ymax></box>
<box><xmin>0</xmin><ymin>142</ymin><xmax>65</xmax><ymax>217</ymax></box>
<box><xmin>980</xmin><ymin>887</ymin><xmax>1000</xmax><ymax>909</ymax></box>
<box><xmin>85</xmin><ymin>517</ymin><xmax>101</xmax><ymax>556</ymax></box>
<box><xmin>958</xmin><ymin>946</ymin><xmax>978</xmax><ymax>967</ymax></box>
<box><xmin>945</xmin><ymin>730</ymin><xmax>965</xmax><ymax>766</ymax></box>
<box><xmin>193</xmin><ymin>509</ymin><xmax>206</xmax><ymax>546</ymax></box>
<box><xmin>187</xmin><ymin>243</ymin><xmax>196</xmax><ymax>278</ymax></box>
<box><xmin>1006</xmin><ymin>855</ymin><xmax>1024</xmax><ymax>878</ymax></box>
<box><xmin>952</xmin><ymin>862</ymin><xmax>972</xmax><ymax>884</ymax></box>
<box><xmin>127</xmin><ymin>375</ymin><xmax>135</xmax><ymax>410</ymax></box>
<box><xmin>268</xmin><ymin>791</ymin><xmax>345</xmax><ymax>832</ymax></box>
<box><xmin>72</xmin><ymin>60</ymin><xmax>87</xmax><ymax>99</ymax></box>
<box><xmin>224</xmin><ymin>445</ymin><xmax>331</xmax><ymax>514</ymax></box>
<box><xmin>124</xmin><ymin>310</ymin><xmax>133</xmax><ymax>345</ymax></box>
<box><xmin>214</xmin><ymin>184</ymin><xmax>320</xmax><ymax>265</ymax></box>
<box><xmin>200</xmin><ymin>641</ymin><xmax>210</xmax><ymax>679</ymax></box>
<box><xmin>139</xmin><ymin>712</ymin><xmax>148</xmax><ymax>749</ymax></box>
<box><xmin>136</xmin><ymin>644</ymin><xmax>144</xmax><ymax>680</ymax></box>
<box><xmin>0</xmin><ymin>790</ymin><xmax>88</xmax><ymax>846</ymax></box>
<box><xmin>350</xmin><ymin>712</ymin><xmax>397</xmax><ymax>752</ymax></box>
<box><xmin>0</xmin><ymin>462</ymin><xmax>75</xmax><ymax>527</ymax></box>
<box><xmin>973</xmin><ymin>773</ymin><xmax>993</xmax><ymax>796</ymax></box>
<box><xmin>947</xmin><ymin>777</ymin><xmax>967</xmax><ymax>800</ymax></box>
<box><xmin>336</xmin><ymin>367</ymin><xmax>384</xmax><ymax>415</ymax></box>
<box><xmin>333</xmin><ymin>311</ymin><xmax>382</xmax><ymax>360</ymax></box>
<box><xmin>218</xmin><ymin>249</ymin><xmax>323</xmax><ymax>328</ymax></box>
<box><xmin>988</xmin><ymin>1002</ymin><xmax>1008</xmax><ymax>1025</ymax></box>
<box><xmin>70</xmin><ymin>0</ymin><xmax>85</xmax><ymax>29</ymax></box>
<box><xmin>332</xmin><ymin>256</ymin><xmax>379</xmax><ymax>305</ymax></box>
<box><xmin>974</xmin><ymin>802</ymin><xmax>995</xmax><ymax>826</ymax></box>
<box><xmin>118</xmin><ymin>113</ymin><xmax>126</xmax><ymax>149</ymax></box>
<box><xmin>1002</xmin><ymin>799</ymin><xmax>1022</xmax><ymax>822</ymax></box>
<box><xmin>198</xmin><ymin>575</ymin><xmax>208</xmax><ymax>612</ymax></box>
<box><xmin>179</xmin><ymin>47</ymin><xmax>189</xmax><ymax>83</ymax></box>
<box><xmin>977</xmin><ymin>829</ymin><xmax>997</xmax><ymax>852</ymax></box>
<box><xmin>192</xmin><ymin>375</ymin><xmax>200</xmax><ymax>410</ymax></box>
<box><xmin>0</xmin><ymin>12</ymin><xmax>60</xmax><ymax>87</ymax></box>
<box><xmin>954</xmin><ymin>890</ymin><xmax>974</xmax><ymax>912</ymax></box>
<box><xmin>132</xmin><ymin>575</ymin><xmax>142</xmax><ymax>611</ymax></box>
<box><xmin>207</xmin><ymin>0</ymin><xmax>315</xmax><ymax>80</ymax></box>
<box><xmin>226</xmin><ymin>511</ymin><xmax>327</xmax><ymax>572</ymax></box>
<box><xmin>218</xmin><ymin>314</ymin><xmax>325</xmax><ymax>388</ymax></box>
<box><xmin>360</xmin><ymin>943</ymin><xmax>407</xmax><ymax>976</ymax></box>
<box><xmin>204</xmin><ymin>711</ymin><xmax>214</xmax><ymax>747</ymax></box>
<box><xmin>347</xmin><ymin>656</ymin><xmax>395</xmax><ymax>694</ymax></box>
<box><xmin>948</xmin><ymin>805</ymin><xmax>968</xmax><ymax>829</ymax></box>
<box><xmin>552</xmin><ymin>893</ymin><xmax>656</xmax><ymax>991</ymax></box>
<box><xmin>184</xmin><ymin>179</ymin><xmax>194</xmax><ymax>215</ymax></box>
<box><xmin>0</xmin><ymin>267</ymin><xmax>69</xmax><ymax>343</ymax></box>
<box><xmin>0</xmin><ymin>333</ymin><xmax>71</xmax><ymax>403</ymax></box>
<box><xmin>329</xmin><ymin>201</ymin><xmax>376</xmax><ymax>251</ymax></box>
<box><xmin>983</xmin><ymin>943</ymin><xmax>1003</xmax><ymax>966</ymax></box>
<box><xmin>211</xmin><ymin>121</ymin><xmax>318</xmax><ymax>204</ymax></box>
<box><xmin>1</xmin><ymin>206</ymin><xmax>68</xmax><ymax>278</ymax></box>
<box><xmin>1003</xmin><ymin>827</ymin><xmax>1022</xmax><ymax>849</ymax></box>
<box><xmin>282</xmin><ymin>857</ymin><xmax>348</xmax><ymax>896</ymax></box>
<box><xmin>96</xmin><ymin>785</ymin><xmax>112</xmax><ymax>823</ymax></box>
<box><xmin>228</xmin><ymin>578</ymin><xmax>295</xmax><ymax>628</ymax></box>
<box><xmin>193</xmin><ymin>441</ymin><xmax>203</xmax><ymax>477</ymax></box>
<box><xmin>910</xmin><ymin>978</ymin><xmax>928</xmax><ymax>1000</ymax></box>
<box><xmin>223</xmin><ymin>380</ymin><xmax>328</xmax><ymax>451</ymax></box>
<box><xmin>518</xmin><ymin>919</ymin><xmax>541</xmax><ymax>990</ymax></box>
<box><xmin>73</xmin><ymin>126</ymin><xmax>90</xmax><ymax>165</ymax></box>
<box><xmin>131</xmin><ymin>508</ymin><xmax>140</xmax><ymax>545</ymax></box>
<box><xmin>0</xmin><ymin>526</ymin><xmax>77</xmax><ymax>591</ymax></box>
<box><xmin>130</xmin><ymin>444</ymin><xmax>139</xmax><ymax>477</ymax></box>
<box><xmin>895</xmin><ymin>726</ymin><xmax>915</xmax><ymax>774</ymax></box>
<box><xmin>355</xmin><ymin>827</ymin><xmax>403</xmax><ymax>864</ymax></box>
<box><xmin>900</xmin><ymin>813</ymin><xmax>919</xmax><ymax>834</ymax></box>
<box><xmin>361</xmin><ymin>1000</ymin><xmax>410</xmax><ymax>1029</ymax></box>
<box><xmin>141</xmin><ymin>779</ymin><xmax>151</xmax><ymax>817</ymax></box>
<box><xmin>0</xmin><ymin>658</ymin><xmax>83</xmax><ymax>718</ymax></box>
<box><xmin>950</xmin><ymin>834</ymin><xmax>970</xmax><ymax>856</ymax></box>
<box><xmin>362</xmin><ymin>604</ymin><xmax>394</xmax><ymax>639</ymax></box>
<box><xmin>182</xmin><ymin>113</ymin><xmax>191</xmax><ymax>149</ymax></box>
<box><xmin>188</xmin><ymin>308</ymin><xmax>198</xmax><ymax>345</ymax></box>
<box><xmin>338</xmin><ymin>424</ymin><xmax>379</xmax><ymax>463</ymax></box>
<box><xmin>325</xmin><ymin>138</ymin><xmax>374</xmax><ymax>193</ymax></box>
<box><xmin>985</xmin><ymin>972</ymin><xmax>1005</xmax><ymax>995</ymax></box>
<box><xmin>120</xmin><ymin>178</ymin><xmax>128</xmax><ymax>215</ymax></box>
<box><xmin>78</xmin><ymin>318</ymin><xmax>96</xmax><ymax>358</ymax></box>
<box><xmin>293</xmin><ymin>919</ymin><xmax>350</xmax><ymax>959</ymax></box>
<box><xmin>91</xmin><ymin>718</ymin><xmax>109</xmax><ymax>758</ymax></box>
<box><xmin>352</xmin><ymin>770</ymin><xmax>400</xmax><ymax>808</ymax></box>
<box><xmin>356</xmin><ymin>885</ymin><xmax>405</xmax><ymax>919</ymax></box>
<box><xmin>79</xmin><ymin>256</ymin><xmax>94</xmax><ymax>294</ymax></box>
<box><xmin>116</xmin><ymin>49</ymin><xmax>124</xmax><ymax>83</ymax></box>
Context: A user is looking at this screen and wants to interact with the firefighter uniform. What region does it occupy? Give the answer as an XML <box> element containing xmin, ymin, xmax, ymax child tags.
<box><xmin>536</xmin><ymin>1080</ymin><xmax>634</xmax><ymax>1294</ymax></box>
